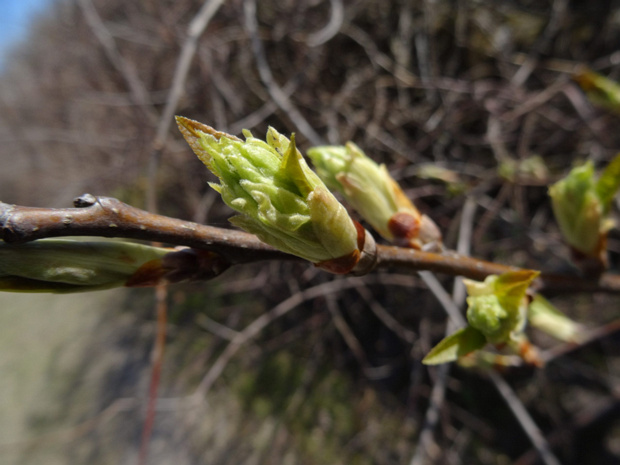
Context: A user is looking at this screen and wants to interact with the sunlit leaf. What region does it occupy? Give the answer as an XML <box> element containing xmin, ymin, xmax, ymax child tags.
<box><xmin>422</xmin><ymin>326</ymin><xmax>487</xmax><ymax>365</ymax></box>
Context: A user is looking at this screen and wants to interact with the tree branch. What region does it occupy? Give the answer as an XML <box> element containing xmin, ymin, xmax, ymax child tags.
<box><xmin>2</xmin><ymin>194</ymin><xmax>620</xmax><ymax>293</ymax></box>
<box><xmin>0</xmin><ymin>194</ymin><xmax>289</xmax><ymax>266</ymax></box>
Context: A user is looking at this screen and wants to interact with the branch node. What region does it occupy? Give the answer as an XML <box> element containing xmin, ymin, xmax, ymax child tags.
<box><xmin>74</xmin><ymin>193</ymin><xmax>98</xmax><ymax>208</ymax></box>
<box><xmin>352</xmin><ymin>229</ymin><xmax>377</xmax><ymax>276</ymax></box>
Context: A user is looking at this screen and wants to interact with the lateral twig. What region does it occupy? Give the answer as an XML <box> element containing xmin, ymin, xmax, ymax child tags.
<box><xmin>489</xmin><ymin>371</ymin><xmax>562</xmax><ymax>465</ymax></box>
<box><xmin>410</xmin><ymin>197</ymin><xmax>476</xmax><ymax>465</ymax></box>
<box><xmin>77</xmin><ymin>0</ymin><xmax>154</xmax><ymax>114</ymax></box>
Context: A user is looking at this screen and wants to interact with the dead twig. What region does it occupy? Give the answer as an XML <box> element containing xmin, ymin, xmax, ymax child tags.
<box><xmin>77</xmin><ymin>0</ymin><xmax>154</xmax><ymax>115</ymax></box>
<box><xmin>325</xmin><ymin>293</ymin><xmax>373</xmax><ymax>374</ymax></box>
<box><xmin>305</xmin><ymin>0</ymin><xmax>344</xmax><ymax>47</ymax></box>
<box><xmin>410</xmin><ymin>198</ymin><xmax>475</xmax><ymax>465</ymax></box>
<box><xmin>191</xmin><ymin>278</ymin><xmax>366</xmax><ymax>398</ymax></box>
<box><xmin>147</xmin><ymin>0</ymin><xmax>226</xmax><ymax>212</ymax></box>
<box><xmin>243</xmin><ymin>0</ymin><xmax>324</xmax><ymax>146</ymax></box>
<box><xmin>488</xmin><ymin>371</ymin><xmax>562</xmax><ymax>465</ymax></box>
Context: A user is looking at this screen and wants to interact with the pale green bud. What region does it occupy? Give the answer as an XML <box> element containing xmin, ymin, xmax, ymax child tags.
<box><xmin>466</xmin><ymin>294</ymin><xmax>507</xmax><ymax>336</ymax></box>
<box><xmin>464</xmin><ymin>270</ymin><xmax>539</xmax><ymax>344</ymax></box>
<box><xmin>424</xmin><ymin>270</ymin><xmax>541</xmax><ymax>365</ymax></box>
<box><xmin>176</xmin><ymin>117</ymin><xmax>360</xmax><ymax>267</ymax></box>
<box><xmin>528</xmin><ymin>294</ymin><xmax>583</xmax><ymax>343</ymax></box>
<box><xmin>0</xmin><ymin>239</ymin><xmax>229</xmax><ymax>293</ymax></box>
<box><xmin>0</xmin><ymin>239</ymin><xmax>169</xmax><ymax>293</ymax></box>
<box><xmin>308</xmin><ymin>143</ymin><xmax>441</xmax><ymax>249</ymax></box>
<box><xmin>308</xmin><ymin>143</ymin><xmax>399</xmax><ymax>238</ymax></box>
<box><xmin>549</xmin><ymin>160</ymin><xmax>618</xmax><ymax>261</ymax></box>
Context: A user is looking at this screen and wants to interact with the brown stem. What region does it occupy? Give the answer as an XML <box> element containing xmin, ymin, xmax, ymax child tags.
<box><xmin>0</xmin><ymin>194</ymin><xmax>291</xmax><ymax>265</ymax></box>
<box><xmin>376</xmin><ymin>246</ymin><xmax>517</xmax><ymax>280</ymax></box>
<box><xmin>2</xmin><ymin>195</ymin><xmax>620</xmax><ymax>293</ymax></box>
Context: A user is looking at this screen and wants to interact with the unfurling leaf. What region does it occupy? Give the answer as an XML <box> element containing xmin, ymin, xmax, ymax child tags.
<box><xmin>528</xmin><ymin>294</ymin><xmax>583</xmax><ymax>343</ymax></box>
<box><xmin>424</xmin><ymin>270</ymin><xmax>541</xmax><ymax>366</ymax></box>
<box><xmin>464</xmin><ymin>270</ymin><xmax>539</xmax><ymax>344</ymax></box>
<box><xmin>422</xmin><ymin>326</ymin><xmax>486</xmax><ymax>365</ymax></box>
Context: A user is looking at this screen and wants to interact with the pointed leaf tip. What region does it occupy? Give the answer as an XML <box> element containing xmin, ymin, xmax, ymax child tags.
<box><xmin>175</xmin><ymin>116</ymin><xmax>241</xmax><ymax>141</ymax></box>
<box><xmin>422</xmin><ymin>326</ymin><xmax>487</xmax><ymax>365</ymax></box>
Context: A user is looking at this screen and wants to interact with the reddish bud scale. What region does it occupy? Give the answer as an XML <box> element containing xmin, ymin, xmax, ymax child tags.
<box><xmin>315</xmin><ymin>221</ymin><xmax>366</xmax><ymax>274</ymax></box>
<box><xmin>125</xmin><ymin>258</ymin><xmax>168</xmax><ymax>287</ymax></box>
<box><xmin>387</xmin><ymin>212</ymin><xmax>421</xmax><ymax>249</ymax></box>
<box><xmin>569</xmin><ymin>233</ymin><xmax>608</xmax><ymax>277</ymax></box>
<box><xmin>572</xmin><ymin>71</ymin><xmax>597</xmax><ymax>92</ymax></box>
<box><xmin>517</xmin><ymin>339</ymin><xmax>544</xmax><ymax>367</ymax></box>
<box><xmin>125</xmin><ymin>249</ymin><xmax>230</xmax><ymax>287</ymax></box>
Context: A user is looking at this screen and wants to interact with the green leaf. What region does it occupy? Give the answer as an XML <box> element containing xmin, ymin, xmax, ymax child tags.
<box><xmin>596</xmin><ymin>152</ymin><xmax>620</xmax><ymax>214</ymax></box>
<box><xmin>494</xmin><ymin>269</ymin><xmax>540</xmax><ymax>304</ymax></box>
<box><xmin>422</xmin><ymin>326</ymin><xmax>487</xmax><ymax>365</ymax></box>
<box><xmin>528</xmin><ymin>294</ymin><xmax>583</xmax><ymax>342</ymax></box>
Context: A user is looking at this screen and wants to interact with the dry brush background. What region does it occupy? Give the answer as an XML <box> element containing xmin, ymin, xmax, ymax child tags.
<box><xmin>0</xmin><ymin>1</ymin><xmax>620</xmax><ymax>464</ymax></box>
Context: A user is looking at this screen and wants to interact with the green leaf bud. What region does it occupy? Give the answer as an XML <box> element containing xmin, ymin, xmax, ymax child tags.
<box><xmin>0</xmin><ymin>239</ymin><xmax>169</xmax><ymax>293</ymax></box>
<box><xmin>549</xmin><ymin>160</ymin><xmax>619</xmax><ymax>263</ymax></box>
<box><xmin>307</xmin><ymin>142</ymin><xmax>441</xmax><ymax>249</ymax></box>
<box><xmin>176</xmin><ymin>117</ymin><xmax>361</xmax><ymax>269</ymax></box>
<box><xmin>0</xmin><ymin>239</ymin><xmax>229</xmax><ymax>293</ymax></box>
<box><xmin>464</xmin><ymin>270</ymin><xmax>539</xmax><ymax>344</ymax></box>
